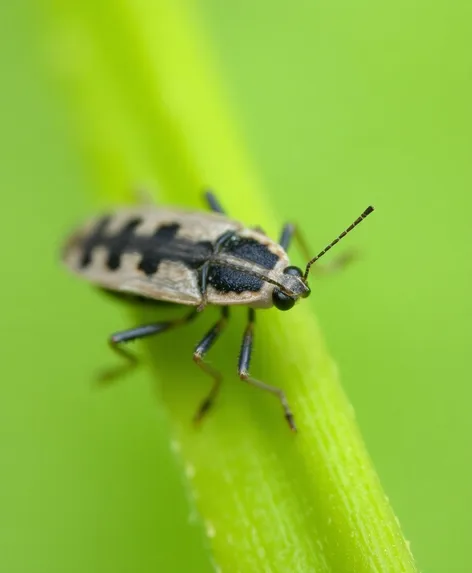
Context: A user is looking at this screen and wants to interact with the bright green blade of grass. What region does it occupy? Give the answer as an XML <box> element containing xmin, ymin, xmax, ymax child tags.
<box><xmin>46</xmin><ymin>0</ymin><xmax>417</xmax><ymax>571</ymax></box>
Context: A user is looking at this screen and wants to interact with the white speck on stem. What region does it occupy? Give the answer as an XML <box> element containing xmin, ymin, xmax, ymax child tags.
<box><xmin>170</xmin><ymin>439</ymin><xmax>181</xmax><ymax>454</ymax></box>
<box><xmin>185</xmin><ymin>463</ymin><xmax>196</xmax><ymax>479</ymax></box>
<box><xmin>206</xmin><ymin>520</ymin><xmax>216</xmax><ymax>538</ymax></box>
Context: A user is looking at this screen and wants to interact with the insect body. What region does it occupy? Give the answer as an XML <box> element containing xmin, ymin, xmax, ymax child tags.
<box><xmin>62</xmin><ymin>192</ymin><xmax>374</xmax><ymax>431</ymax></box>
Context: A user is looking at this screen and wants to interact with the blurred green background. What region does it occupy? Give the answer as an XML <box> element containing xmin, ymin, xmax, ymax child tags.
<box><xmin>1</xmin><ymin>1</ymin><xmax>471</xmax><ymax>572</ymax></box>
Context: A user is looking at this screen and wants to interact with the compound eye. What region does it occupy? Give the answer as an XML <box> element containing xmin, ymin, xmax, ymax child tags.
<box><xmin>272</xmin><ymin>288</ymin><xmax>296</xmax><ymax>311</ymax></box>
<box><xmin>283</xmin><ymin>265</ymin><xmax>303</xmax><ymax>278</ymax></box>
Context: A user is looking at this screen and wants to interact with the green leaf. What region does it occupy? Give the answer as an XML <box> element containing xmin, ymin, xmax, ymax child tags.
<box><xmin>47</xmin><ymin>0</ymin><xmax>418</xmax><ymax>571</ymax></box>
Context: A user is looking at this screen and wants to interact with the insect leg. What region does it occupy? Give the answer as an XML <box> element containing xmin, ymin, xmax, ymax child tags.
<box><xmin>238</xmin><ymin>309</ymin><xmax>297</xmax><ymax>432</ymax></box>
<box><xmin>99</xmin><ymin>309</ymin><xmax>198</xmax><ymax>383</ymax></box>
<box><xmin>197</xmin><ymin>262</ymin><xmax>210</xmax><ymax>312</ymax></box>
<box><xmin>279</xmin><ymin>223</ymin><xmax>310</xmax><ymax>257</ymax></box>
<box><xmin>279</xmin><ymin>223</ymin><xmax>356</xmax><ymax>274</ymax></box>
<box><xmin>204</xmin><ymin>190</ymin><xmax>226</xmax><ymax>214</ymax></box>
<box><xmin>193</xmin><ymin>307</ymin><xmax>229</xmax><ymax>424</ymax></box>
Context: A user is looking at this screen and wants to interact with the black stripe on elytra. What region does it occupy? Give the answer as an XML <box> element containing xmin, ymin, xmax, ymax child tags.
<box><xmin>79</xmin><ymin>216</ymin><xmax>112</xmax><ymax>268</ymax></box>
<box><xmin>106</xmin><ymin>218</ymin><xmax>143</xmax><ymax>270</ymax></box>
<box><xmin>79</xmin><ymin>217</ymin><xmax>213</xmax><ymax>275</ymax></box>
<box><xmin>137</xmin><ymin>223</ymin><xmax>213</xmax><ymax>275</ymax></box>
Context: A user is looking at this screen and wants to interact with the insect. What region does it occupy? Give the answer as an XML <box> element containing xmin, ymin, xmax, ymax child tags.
<box><xmin>62</xmin><ymin>191</ymin><xmax>373</xmax><ymax>431</ymax></box>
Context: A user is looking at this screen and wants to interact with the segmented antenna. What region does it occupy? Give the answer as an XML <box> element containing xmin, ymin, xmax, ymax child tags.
<box><xmin>304</xmin><ymin>206</ymin><xmax>374</xmax><ymax>280</ymax></box>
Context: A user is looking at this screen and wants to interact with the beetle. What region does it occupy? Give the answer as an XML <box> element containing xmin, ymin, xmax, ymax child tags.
<box><xmin>62</xmin><ymin>191</ymin><xmax>373</xmax><ymax>431</ymax></box>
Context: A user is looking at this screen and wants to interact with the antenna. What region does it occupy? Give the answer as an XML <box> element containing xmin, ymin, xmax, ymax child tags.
<box><xmin>303</xmin><ymin>206</ymin><xmax>374</xmax><ymax>280</ymax></box>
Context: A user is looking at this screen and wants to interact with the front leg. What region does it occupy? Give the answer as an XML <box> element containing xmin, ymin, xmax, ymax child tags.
<box><xmin>204</xmin><ymin>190</ymin><xmax>226</xmax><ymax>214</ymax></box>
<box><xmin>197</xmin><ymin>262</ymin><xmax>210</xmax><ymax>312</ymax></box>
<box><xmin>238</xmin><ymin>308</ymin><xmax>297</xmax><ymax>432</ymax></box>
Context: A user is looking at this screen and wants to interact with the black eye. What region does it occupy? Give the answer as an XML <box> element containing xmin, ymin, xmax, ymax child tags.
<box><xmin>272</xmin><ymin>288</ymin><xmax>295</xmax><ymax>311</ymax></box>
<box><xmin>283</xmin><ymin>266</ymin><xmax>303</xmax><ymax>277</ymax></box>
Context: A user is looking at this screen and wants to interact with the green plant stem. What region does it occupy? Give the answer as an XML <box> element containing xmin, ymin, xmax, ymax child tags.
<box><xmin>47</xmin><ymin>0</ymin><xmax>417</xmax><ymax>571</ymax></box>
